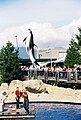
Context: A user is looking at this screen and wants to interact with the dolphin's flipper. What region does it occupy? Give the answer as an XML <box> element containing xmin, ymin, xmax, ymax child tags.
<box><xmin>34</xmin><ymin>44</ymin><xmax>38</xmax><ymax>48</ymax></box>
<box><xmin>23</xmin><ymin>37</ymin><xmax>27</xmax><ymax>42</ymax></box>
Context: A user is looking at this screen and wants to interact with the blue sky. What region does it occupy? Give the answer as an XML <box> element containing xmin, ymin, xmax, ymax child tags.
<box><xmin>0</xmin><ymin>0</ymin><xmax>81</xmax><ymax>48</ymax></box>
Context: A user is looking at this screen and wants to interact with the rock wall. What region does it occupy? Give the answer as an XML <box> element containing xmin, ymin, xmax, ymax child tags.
<box><xmin>0</xmin><ymin>79</ymin><xmax>48</xmax><ymax>102</ymax></box>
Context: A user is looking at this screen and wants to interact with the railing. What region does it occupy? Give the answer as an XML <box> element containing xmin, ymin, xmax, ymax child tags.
<box><xmin>27</xmin><ymin>70</ymin><xmax>81</xmax><ymax>82</ymax></box>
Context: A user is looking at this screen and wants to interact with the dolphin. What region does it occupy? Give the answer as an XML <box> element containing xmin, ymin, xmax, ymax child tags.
<box><xmin>23</xmin><ymin>29</ymin><xmax>39</xmax><ymax>68</ymax></box>
<box><xmin>23</xmin><ymin>29</ymin><xmax>58</xmax><ymax>69</ymax></box>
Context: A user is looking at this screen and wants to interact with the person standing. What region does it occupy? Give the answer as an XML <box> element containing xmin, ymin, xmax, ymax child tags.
<box><xmin>15</xmin><ymin>87</ymin><xmax>20</xmax><ymax>109</ymax></box>
<box><xmin>22</xmin><ymin>88</ymin><xmax>29</xmax><ymax>113</ymax></box>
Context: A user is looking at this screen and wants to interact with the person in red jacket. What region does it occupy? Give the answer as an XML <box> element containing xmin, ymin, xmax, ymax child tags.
<box><xmin>15</xmin><ymin>87</ymin><xmax>20</xmax><ymax>109</ymax></box>
<box><xmin>22</xmin><ymin>88</ymin><xmax>29</xmax><ymax>113</ymax></box>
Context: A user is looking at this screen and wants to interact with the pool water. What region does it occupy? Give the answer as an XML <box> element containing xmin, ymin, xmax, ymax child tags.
<box><xmin>33</xmin><ymin>103</ymin><xmax>81</xmax><ymax>120</ymax></box>
<box><xmin>17</xmin><ymin>103</ymin><xmax>81</xmax><ymax>120</ymax></box>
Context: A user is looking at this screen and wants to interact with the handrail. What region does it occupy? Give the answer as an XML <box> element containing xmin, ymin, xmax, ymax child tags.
<box><xmin>27</xmin><ymin>70</ymin><xmax>81</xmax><ymax>82</ymax></box>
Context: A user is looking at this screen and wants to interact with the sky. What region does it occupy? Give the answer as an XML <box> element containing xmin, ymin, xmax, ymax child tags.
<box><xmin>0</xmin><ymin>0</ymin><xmax>81</xmax><ymax>49</ymax></box>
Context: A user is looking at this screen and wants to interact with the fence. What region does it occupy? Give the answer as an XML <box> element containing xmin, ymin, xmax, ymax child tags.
<box><xmin>22</xmin><ymin>69</ymin><xmax>81</xmax><ymax>89</ymax></box>
<box><xmin>27</xmin><ymin>70</ymin><xmax>81</xmax><ymax>81</ymax></box>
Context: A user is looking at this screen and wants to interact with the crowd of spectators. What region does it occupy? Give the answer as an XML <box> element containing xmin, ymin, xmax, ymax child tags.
<box><xmin>43</xmin><ymin>64</ymin><xmax>81</xmax><ymax>80</ymax></box>
<box><xmin>20</xmin><ymin>64</ymin><xmax>81</xmax><ymax>80</ymax></box>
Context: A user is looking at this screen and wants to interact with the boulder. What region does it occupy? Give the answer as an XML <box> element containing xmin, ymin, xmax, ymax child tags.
<box><xmin>1</xmin><ymin>83</ymin><xmax>8</xmax><ymax>90</ymax></box>
<box><xmin>5</xmin><ymin>80</ymin><xmax>23</xmax><ymax>102</ymax></box>
<box><xmin>23</xmin><ymin>79</ymin><xmax>47</xmax><ymax>93</ymax></box>
<box><xmin>0</xmin><ymin>83</ymin><xmax>9</xmax><ymax>96</ymax></box>
<box><xmin>9</xmin><ymin>80</ymin><xmax>23</xmax><ymax>94</ymax></box>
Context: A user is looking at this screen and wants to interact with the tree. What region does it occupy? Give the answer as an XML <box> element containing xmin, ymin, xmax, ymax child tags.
<box><xmin>64</xmin><ymin>27</ymin><xmax>81</xmax><ymax>67</ymax></box>
<box><xmin>0</xmin><ymin>41</ymin><xmax>20</xmax><ymax>84</ymax></box>
<box><xmin>76</xmin><ymin>27</ymin><xmax>81</xmax><ymax>47</ymax></box>
<box><xmin>64</xmin><ymin>38</ymin><xmax>80</xmax><ymax>68</ymax></box>
<box><xmin>75</xmin><ymin>27</ymin><xmax>81</xmax><ymax>64</ymax></box>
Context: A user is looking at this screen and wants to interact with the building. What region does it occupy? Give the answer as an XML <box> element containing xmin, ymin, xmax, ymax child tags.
<box><xmin>18</xmin><ymin>47</ymin><xmax>66</xmax><ymax>67</ymax></box>
<box><xmin>38</xmin><ymin>47</ymin><xmax>66</xmax><ymax>60</ymax></box>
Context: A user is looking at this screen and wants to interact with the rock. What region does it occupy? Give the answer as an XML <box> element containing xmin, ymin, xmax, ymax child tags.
<box><xmin>1</xmin><ymin>83</ymin><xmax>8</xmax><ymax>90</ymax></box>
<box><xmin>5</xmin><ymin>80</ymin><xmax>23</xmax><ymax>102</ymax></box>
<box><xmin>23</xmin><ymin>79</ymin><xmax>47</xmax><ymax>93</ymax></box>
<box><xmin>9</xmin><ymin>80</ymin><xmax>23</xmax><ymax>94</ymax></box>
<box><xmin>0</xmin><ymin>83</ymin><xmax>9</xmax><ymax>96</ymax></box>
<box><xmin>1</xmin><ymin>79</ymin><xmax>81</xmax><ymax>103</ymax></box>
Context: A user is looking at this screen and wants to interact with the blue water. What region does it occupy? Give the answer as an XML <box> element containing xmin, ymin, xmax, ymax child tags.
<box><xmin>16</xmin><ymin>103</ymin><xmax>81</xmax><ymax>120</ymax></box>
<box><xmin>33</xmin><ymin>103</ymin><xmax>81</xmax><ymax>120</ymax></box>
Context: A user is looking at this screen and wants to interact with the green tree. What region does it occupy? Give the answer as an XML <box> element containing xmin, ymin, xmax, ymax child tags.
<box><xmin>0</xmin><ymin>41</ymin><xmax>20</xmax><ymax>84</ymax></box>
<box><xmin>64</xmin><ymin>27</ymin><xmax>81</xmax><ymax>67</ymax></box>
<box><xmin>75</xmin><ymin>27</ymin><xmax>81</xmax><ymax>64</ymax></box>
<box><xmin>76</xmin><ymin>27</ymin><xmax>81</xmax><ymax>47</ymax></box>
<box><xmin>64</xmin><ymin>38</ymin><xmax>80</xmax><ymax>68</ymax></box>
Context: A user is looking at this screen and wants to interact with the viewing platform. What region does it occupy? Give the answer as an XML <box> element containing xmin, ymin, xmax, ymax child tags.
<box><xmin>0</xmin><ymin>102</ymin><xmax>35</xmax><ymax>119</ymax></box>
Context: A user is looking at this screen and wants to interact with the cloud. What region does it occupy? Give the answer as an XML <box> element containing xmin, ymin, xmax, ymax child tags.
<box><xmin>0</xmin><ymin>17</ymin><xmax>81</xmax><ymax>49</ymax></box>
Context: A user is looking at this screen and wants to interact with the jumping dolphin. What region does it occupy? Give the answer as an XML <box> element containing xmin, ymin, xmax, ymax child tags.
<box><xmin>23</xmin><ymin>29</ymin><xmax>39</xmax><ymax>68</ymax></box>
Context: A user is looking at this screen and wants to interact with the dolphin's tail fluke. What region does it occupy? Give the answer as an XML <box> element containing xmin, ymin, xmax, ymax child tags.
<box><xmin>32</xmin><ymin>60</ymin><xmax>40</xmax><ymax>69</ymax></box>
<box><xmin>34</xmin><ymin>61</ymin><xmax>40</xmax><ymax>66</ymax></box>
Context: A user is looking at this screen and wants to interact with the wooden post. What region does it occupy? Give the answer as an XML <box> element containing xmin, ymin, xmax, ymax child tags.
<box><xmin>75</xmin><ymin>70</ymin><xmax>77</xmax><ymax>81</ymax></box>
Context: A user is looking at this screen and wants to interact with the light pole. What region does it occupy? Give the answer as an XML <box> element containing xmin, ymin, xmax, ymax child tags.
<box><xmin>15</xmin><ymin>35</ymin><xmax>19</xmax><ymax>57</ymax></box>
<box><xmin>51</xmin><ymin>56</ymin><xmax>52</xmax><ymax>69</ymax></box>
<box><xmin>39</xmin><ymin>54</ymin><xmax>42</xmax><ymax>59</ymax></box>
<box><xmin>50</xmin><ymin>49</ymin><xmax>52</xmax><ymax>69</ymax></box>
<box><xmin>15</xmin><ymin>35</ymin><xmax>18</xmax><ymax>49</ymax></box>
